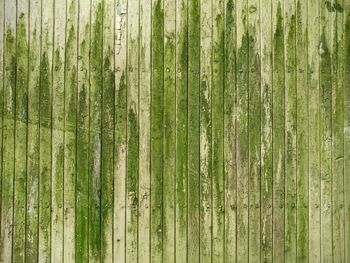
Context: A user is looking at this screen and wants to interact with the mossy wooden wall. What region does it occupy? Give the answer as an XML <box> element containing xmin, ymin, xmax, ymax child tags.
<box><xmin>0</xmin><ymin>0</ymin><xmax>349</xmax><ymax>262</ymax></box>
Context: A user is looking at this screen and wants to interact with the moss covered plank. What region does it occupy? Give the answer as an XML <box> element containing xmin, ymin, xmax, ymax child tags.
<box><xmin>138</xmin><ymin>0</ymin><xmax>151</xmax><ymax>260</ymax></box>
<box><xmin>319</xmin><ymin>0</ymin><xmax>333</xmax><ymax>260</ymax></box>
<box><xmin>64</xmin><ymin>0</ymin><xmax>78</xmax><ymax>261</ymax></box>
<box><xmin>151</xmin><ymin>0</ymin><xmax>164</xmax><ymax>261</ymax></box>
<box><xmin>1</xmin><ymin>0</ymin><xmax>16</xmax><ymax>262</ymax></box>
<box><xmin>247</xmin><ymin>0</ymin><xmax>261</xmax><ymax>260</ymax></box>
<box><xmin>260</xmin><ymin>0</ymin><xmax>273</xmax><ymax>260</ymax></box>
<box><xmin>272</xmin><ymin>1</ymin><xmax>285</xmax><ymax>261</ymax></box>
<box><xmin>223</xmin><ymin>0</ymin><xmax>236</xmax><ymax>261</ymax></box>
<box><xmin>199</xmin><ymin>0</ymin><xmax>212</xmax><ymax>261</ymax></box>
<box><xmin>175</xmin><ymin>0</ymin><xmax>188</xmax><ymax>261</ymax></box>
<box><xmin>331</xmin><ymin>0</ymin><xmax>346</xmax><ymax>261</ymax></box>
<box><xmin>89</xmin><ymin>0</ymin><xmax>103</xmax><ymax>261</ymax></box>
<box><xmin>308</xmin><ymin>0</ymin><xmax>321</xmax><ymax>260</ymax></box>
<box><xmin>235</xmin><ymin>0</ymin><xmax>249</xmax><ymax>261</ymax></box>
<box><xmin>76</xmin><ymin>0</ymin><xmax>90</xmax><ymax>261</ymax></box>
<box><xmin>126</xmin><ymin>0</ymin><xmax>139</xmax><ymax>260</ymax></box>
<box><xmin>38</xmin><ymin>0</ymin><xmax>53</xmax><ymax>261</ymax></box>
<box><xmin>163</xmin><ymin>0</ymin><xmax>176</xmax><ymax>260</ymax></box>
<box><xmin>295</xmin><ymin>1</ymin><xmax>309</xmax><ymax>261</ymax></box>
<box><xmin>113</xmin><ymin>0</ymin><xmax>127</xmax><ymax>261</ymax></box>
<box><xmin>284</xmin><ymin>0</ymin><xmax>297</xmax><ymax>261</ymax></box>
<box><xmin>187</xmin><ymin>0</ymin><xmax>200</xmax><ymax>260</ymax></box>
<box><xmin>13</xmin><ymin>0</ymin><xmax>28</xmax><ymax>261</ymax></box>
<box><xmin>51</xmin><ymin>0</ymin><xmax>65</xmax><ymax>260</ymax></box>
<box><xmin>26</xmin><ymin>0</ymin><xmax>41</xmax><ymax>261</ymax></box>
<box><xmin>101</xmin><ymin>0</ymin><xmax>114</xmax><ymax>261</ymax></box>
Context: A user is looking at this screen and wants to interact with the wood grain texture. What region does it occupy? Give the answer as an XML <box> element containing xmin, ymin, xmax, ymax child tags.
<box><xmin>0</xmin><ymin>0</ymin><xmax>349</xmax><ymax>262</ymax></box>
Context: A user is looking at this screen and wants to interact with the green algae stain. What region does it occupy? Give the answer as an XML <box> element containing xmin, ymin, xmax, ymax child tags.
<box><xmin>127</xmin><ymin>108</ymin><xmax>139</xmax><ymax>210</ymax></box>
<box><xmin>89</xmin><ymin>2</ymin><xmax>103</xmax><ymax>260</ymax></box>
<box><xmin>116</xmin><ymin>71</ymin><xmax>127</xmax><ymax>147</ymax></box>
<box><xmin>5</xmin><ymin>27</ymin><xmax>16</xmax><ymax>117</ymax></box>
<box><xmin>40</xmin><ymin>51</ymin><xmax>52</xmax><ymax>127</ymax></box>
<box><xmin>16</xmin><ymin>13</ymin><xmax>28</xmax><ymax>123</ymax></box>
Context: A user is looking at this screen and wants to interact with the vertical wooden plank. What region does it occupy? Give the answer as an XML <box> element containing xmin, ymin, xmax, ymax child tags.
<box><xmin>272</xmin><ymin>1</ymin><xmax>285</xmax><ymax>261</ymax></box>
<box><xmin>89</xmin><ymin>0</ymin><xmax>102</xmax><ymax>261</ymax></box>
<box><xmin>344</xmin><ymin>2</ymin><xmax>350</xmax><ymax>261</ymax></box>
<box><xmin>26</xmin><ymin>0</ymin><xmax>41</xmax><ymax>260</ymax></box>
<box><xmin>235</xmin><ymin>0</ymin><xmax>249</xmax><ymax>260</ymax></box>
<box><xmin>284</xmin><ymin>0</ymin><xmax>297</xmax><ymax>261</ymax></box>
<box><xmin>319</xmin><ymin>0</ymin><xmax>332</xmax><ymax>260</ymax></box>
<box><xmin>101</xmin><ymin>0</ymin><xmax>114</xmax><ymax>261</ymax></box>
<box><xmin>212</xmin><ymin>0</ymin><xmax>225</xmax><ymax>260</ymax></box>
<box><xmin>0</xmin><ymin>0</ymin><xmax>16</xmax><ymax>261</ymax></box>
<box><xmin>163</xmin><ymin>0</ymin><xmax>176</xmax><ymax>260</ymax></box>
<box><xmin>260</xmin><ymin>0</ymin><xmax>273</xmax><ymax>260</ymax></box>
<box><xmin>76</xmin><ymin>0</ymin><xmax>90</xmax><ymax>261</ymax></box>
<box><xmin>331</xmin><ymin>0</ymin><xmax>345</xmax><ymax>261</ymax></box>
<box><xmin>114</xmin><ymin>0</ymin><xmax>127</xmax><ymax>260</ymax></box>
<box><xmin>51</xmin><ymin>0</ymin><xmax>65</xmax><ymax>260</ymax></box>
<box><xmin>138</xmin><ymin>0</ymin><xmax>151</xmax><ymax>260</ymax></box>
<box><xmin>199</xmin><ymin>0</ymin><xmax>212</xmax><ymax>260</ymax></box>
<box><xmin>295</xmin><ymin>1</ymin><xmax>308</xmax><ymax>261</ymax></box>
<box><xmin>224</xmin><ymin>0</ymin><xmax>236</xmax><ymax>260</ymax></box>
<box><xmin>64</xmin><ymin>0</ymin><xmax>78</xmax><ymax>261</ymax></box>
<box><xmin>13</xmin><ymin>0</ymin><xmax>28</xmax><ymax>261</ymax></box>
<box><xmin>200</xmin><ymin>0</ymin><xmax>213</xmax><ymax>260</ymax></box>
<box><xmin>151</xmin><ymin>0</ymin><xmax>164</xmax><ymax>261</ymax></box>
<box><xmin>39</xmin><ymin>0</ymin><xmax>53</xmax><ymax>260</ymax></box>
<box><xmin>126</xmin><ymin>0</ymin><xmax>139</xmax><ymax>260</ymax></box>
<box><xmin>308</xmin><ymin>0</ymin><xmax>321</xmax><ymax>260</ymax></box>
<box><xmin>175</xmin><ymin>0</ymin><xmax>188</xmax><ymax>260</ymax></box>
<box><xmin>188</xmin><ymin>0</ymin><xmax>200</xmax><ymax>260</ymax></box>
<box><xmin>0</xmin><ymin>0</ymin><xmax>3</xmax><ymax>251</ymax></box>
<box><xmin>247</xmin><ymin>0</ymin><xmax>261</xmax><ymax>260</ymax></box>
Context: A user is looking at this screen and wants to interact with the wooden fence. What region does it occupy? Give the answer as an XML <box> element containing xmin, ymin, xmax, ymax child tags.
<box><xmin>0</xmin><ymin>0</ymin><xmax>349</xmax><ymax>262</ymax></box>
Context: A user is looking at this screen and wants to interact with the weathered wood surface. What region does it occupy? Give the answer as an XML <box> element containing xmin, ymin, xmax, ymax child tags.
<box><xmin>0</xmin><ymin>0</ymin><xmax>350</xmax><ymax>262</ymax></box>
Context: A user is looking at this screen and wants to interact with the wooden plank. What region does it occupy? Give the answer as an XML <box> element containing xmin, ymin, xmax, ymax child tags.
<box><xmin>0</xmin><ymin>0</ymin><xmax>3</xmax><ymax>251</ymax></box>
<box><xmin>224</xmin><ymin>0</ymin><xmax>236</xmax><ymax>261</ymax></box>
<box><xmin>0</xmin><ymin>0</ymin><xmax>16</xmax><ymax>261</ymax></box>
<box><xmin>51</xmin><ymin>0</ymin><xmax>66</xmax><ymax>260</ymax></box>
<box><xmin>319</xmin><ymin>0</ymin><xmax>333</xmax><ymax>260</ymax></box>
<box><xmin>89</xmin><ymin>0</ymin><xmax>103</xmax><ymax>261</ymax></box>
<box><xmin>295</xmin><ymin>1</ymin><xmax>308</xmax><ymax>261</ymax></box>
<box><xmin>13</xmin><ymin>0</ymin><xmax>28</xmax><ymax>261</ymax></box>
<box><xmin>331</xmin><ymin>0</ymin><xmax>345</xmax><ymax>261</ymax></box>
<box><xmin>212</xmin><ymin>0</ymin><xmax>225</xmax><ymax>260</ymax></box>
<box><xmin>247</xmin><ymin>0</ymin><xmax>261</xmax><ymax>260</ymax></box>
<box><xmin>187</xmin><ymin>0</ymin><xmax>200</xmax><ymax>260</ymax></box>
<box><xmin>235</xmin><ymin>0</ymin><xmax>249</xmax><ymax>260</ymax></box>
<box><xmin>138</xmin><ymin>0</ymin><xmax>151</xmax><ymax>260</ymax></box>
<box><xmin>151</xmin><ymin>0</ymin><xmax>164</xmax><ymax>261</ymax></box>
<box><xmin>175</xmin><ymin>0</ymin><xmax>188</xmax><ymax>260</ymax></box>
<box><xmin>272</xmin><ymin>1</ymin><xmax>285</xmax><ymax>261</ymax></box>
<box><xmin>344</xmin><ymin>2</ymin><xmax>350</xmax><ymax>261</ymax></box>
<box><xmin>284</xmin><ymin>0</ymin><xmax>297</xmax><ymax>261</ymax></box>
<box><xmin>113</xmin><ymin>0</ymin><xmax>127</xmax><ymax>261</ymax></box>
<box><xmin>260</xmin><ymin>0</ymin><xmax>273</xmax><ymax>260</ymax></box>
<box><xmin>126</xmin><ymin>0</ymin><xmax>139</xmax><ymax>260</ymax></box>
<box><xmin>101</xmin><ymin>0</ymin><xmax>114</xmax><ymax>261</ymax></box>
<box><xmin>26</xmin><ymin>0</ymin><xmax>41</xmax><ymax>260</ymax></box>
<box><xmin>308</xmin><ymin>0</ymin><xmax>321</xmax><ymax>260</ymax></box>
<box><xmin>39</xmin><ymin>0</ymin><xmax>53</xmax><ymax>261</ymax></box>
<box><xmin>163</xmin><ymin>0</ymin><xmax>176</xmax><ymax>260</ymax></box>
<box><xmin>64</xmin><ymin>0</ymin><xmax>78</xmax><ymax>261</ymax></box>
<box><xmin>199</xmin><ymin>0</ymin><xmax>212</xmax><ymax>261</ymax></box>
<box><xmin>76</xmin><ymin>0</ymin><xmax>90</xmax><ymax>261</ymax></box>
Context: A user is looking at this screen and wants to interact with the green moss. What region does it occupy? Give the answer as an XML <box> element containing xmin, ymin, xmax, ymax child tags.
<box><xmin>127</xmin><ymin>109</ymin><xmax>139</xmax><ymax>206</ymax></box>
